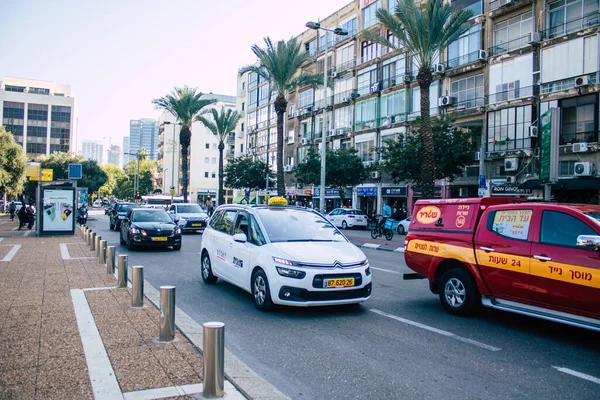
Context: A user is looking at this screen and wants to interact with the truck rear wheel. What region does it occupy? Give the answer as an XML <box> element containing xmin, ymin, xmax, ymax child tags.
<box><xmin>439</xmin><ymin>268</ymin><xmax>480</xmax><ymax>317</ymax></box>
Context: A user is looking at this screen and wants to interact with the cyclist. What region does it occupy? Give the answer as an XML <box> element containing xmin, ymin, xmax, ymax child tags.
<box><xmin>380</xmin><ymin>202</ymin><xmax>392</xmax><ymax>231</ymax></box>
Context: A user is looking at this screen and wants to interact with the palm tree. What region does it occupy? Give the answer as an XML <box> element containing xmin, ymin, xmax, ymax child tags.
<box><xmin>240</xmin><ymin>37</ymin><xmax>323</xmax><ymax>197</ymax></box>
<box><xmin>152</xmin><ymin>87</ymin><xmax>216</xmax><ymax>202</ymax></box>
<box><xmin>362</xmin><ymin>0</ymin><xmax>472</xmax><ymax>198</ymax></box>
<box><xmin>196</xmin><ymin>107</ymin><xmax>242</xmax><ymax>205</ymax></box>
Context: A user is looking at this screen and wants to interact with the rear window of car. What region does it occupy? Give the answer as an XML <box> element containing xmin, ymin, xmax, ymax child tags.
<box><xmin>349</xmin><ymin>210</ymin><xmax>366</xmax><ymax>216</ymax></box>
<box><xmin>117</xmin><ymin>204</ymin><xmax>135</xmax><ymax>212</ymax></box>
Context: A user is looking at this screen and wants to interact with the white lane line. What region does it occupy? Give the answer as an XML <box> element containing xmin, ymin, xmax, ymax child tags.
<box><xmin>71</xmin><ymin>289</ymin><xmax>124</xmax><ymax>400</ymax></box>
<box><xmin>552</xmin><ymin>366</ymin><xmax>600</xmax><ymax>385</ymax></box>
<box><xmin>369</xmin><ymin>308</ymin><xmax>501</xmax><ymax>352</ymax></box>
<box><xmin>370</xmin><ymin>266</ymin><xmax>400</xmax><ymax>274</ymax></box>
<box><xmin>1</xmin><ymin>244</ymin><xmax>21</xmax><ymax>262</ymax></box>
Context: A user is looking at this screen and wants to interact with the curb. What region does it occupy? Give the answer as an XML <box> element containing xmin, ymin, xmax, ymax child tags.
<box><xmin>351</xmin><ymin>242</ymin><xmax>405</xmax><ymax>253</ymax></box>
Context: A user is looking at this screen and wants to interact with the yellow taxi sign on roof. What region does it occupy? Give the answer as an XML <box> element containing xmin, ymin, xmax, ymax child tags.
<box><xmin>268</xmin><ymin>196</ymin><xmax>288</xmax><ymax>206</ymax></box>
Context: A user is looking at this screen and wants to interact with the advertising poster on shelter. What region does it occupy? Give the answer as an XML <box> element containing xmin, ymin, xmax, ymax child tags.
<box><xmin>43</xmin><ymin>189</ymin><xmax>74</xmax><ymax>231</ymax></box>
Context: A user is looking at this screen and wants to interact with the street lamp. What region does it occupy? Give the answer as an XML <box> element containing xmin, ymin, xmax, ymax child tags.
<box><xmin>306</xmin><ymin>21</ymin><xmax>348</xmax><ymax>212</ymax></box>
<box><xmin>161</xmin><ymin>121</ymin><xmax>183</xmax><ymax>203</ymax></box>
<box><xmin>123</xmin><ymin>151</ymin><xmax>143</xmax><ymax>199</ymax></box>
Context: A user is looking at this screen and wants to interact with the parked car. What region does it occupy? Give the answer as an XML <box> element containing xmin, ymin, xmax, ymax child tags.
<box><xmin>200</xmin><ymin>199</ymin><xmax>372</xmax><ymax>311</ymax></box>
<box><xmin>109</xmin><ymin>202</ymin><xmax>137</xmax><ymax>231</ymax></box>
<box><xmin>120</xmin><ymin>208</ymin><xmax>182</xmax><ymax>251</ymax></box>
<box><xmin>404</xmin><ymin>197</ymin><xmax>600</xmax><ymax>332</ymax></box>
<box><xmin>396</xmin><ymin>216</ymin><xmax>411</xmax><ymax>235</ymax></box>
<box><xmin>326</xmin><ymin>208</ymin><xmax>368</xmax><ymax>229</ymax></box>
<box><xmin>168</xmin><ymin>203</ymin><xmax>209</xmax><ymax>233</ymax></box>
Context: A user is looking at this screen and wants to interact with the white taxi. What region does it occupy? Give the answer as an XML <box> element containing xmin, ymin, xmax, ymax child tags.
<box><xmin>200</xmin><ymin>197</ymin><xmax>372</xmax><ymax>310</ymax></box>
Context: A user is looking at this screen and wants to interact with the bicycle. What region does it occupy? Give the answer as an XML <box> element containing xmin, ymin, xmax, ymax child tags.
<box><xmin>370</xmin><ymin>215</ymin><xmax>394</xmax><ymax>241</ymax></box>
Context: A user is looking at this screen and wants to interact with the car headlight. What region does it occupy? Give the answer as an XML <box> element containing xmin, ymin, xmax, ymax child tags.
<box><xmin>130</xmin><ymin>227</ymin><xmax>139</xmax><ymax>234</ymax></box>
<box><xmin>141</xmin><ymin>230</ymin><xmax>147</xmax><ymax>236</ymax></box>
<box><xmin>272</xmin><ymin>256</ymin><xmax>298</xmax><ymax>266</ymax></box>
<box><xmin>276</xmin><ymin>267</ymin><xmax>306</xmax><ymax>279</ymax></box>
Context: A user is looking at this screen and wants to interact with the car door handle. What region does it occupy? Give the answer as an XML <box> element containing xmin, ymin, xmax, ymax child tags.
<box><xmin>480</xmin><ymin>246</ymin><xmax>495</xmax><ymax>252</ymax></box>
<box><xmin>533</xmin><ymin>255</ymin><xmax>552</xmax><ymax>262</ymax></box>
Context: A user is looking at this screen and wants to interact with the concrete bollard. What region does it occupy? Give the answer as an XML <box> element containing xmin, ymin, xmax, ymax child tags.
<box><xmin>131</xmin><ymin>266</ymin><xmax>144</xmax><ymax>307</ymax></box>
<box><xmin>106</xmin><ymin>246</ymin><xmax>116</xmax><ymax>274</ymax></box>
<box><xmin>117</xmin><ymin>255</ymin><xmax>128</xmax><ymax>288</ymax></box>
<box><xmin>203</xmin><ymin>322</ymin><xmax>225</xmax><ymax>398</ymax></box>
<box><xmin>159</xmin><ymin>286</ymin><xmax>175</xmax><ymax>342</ymax></box>
<box><xmin>95</xmin><ymin>236</ymin><xmax>102</xmax><ymax>258</ymax></box>
<box><xmin>89</xmin><ymin>232</ymin><xmax>96</xmax><ymax>251</ymax></box>
<box><xmin>98</xmin><ymin>240</ymin><xmax>107</xmax><ymax>265</ymax></box>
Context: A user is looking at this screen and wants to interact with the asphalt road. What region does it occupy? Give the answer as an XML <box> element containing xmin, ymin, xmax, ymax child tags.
<box><xmin>86</xmin><ymin>211</ymin><xmax>600</xmax><ymax>400</ymax></box>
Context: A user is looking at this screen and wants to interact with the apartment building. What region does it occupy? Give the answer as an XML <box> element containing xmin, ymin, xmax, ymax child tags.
<box><xmin>81</xmin><ymin>141</ymin><xmax>104</xmax><ymax>164</ymax></box>
<box><xmin>128</xmin><ymin>118</ymin><xmax>159</xmax><ymax>162</ymax></box>
<box><xmin>236</xmin><ymin>0</ymin><xmax>600</xmax><ymax>212</ymax></box>
<box><xmin>0</xmin><ymin>77</ymin><xmax>76</xmax><ymax>159</ymax></box>
<box><xmin>107</xmin><ymin>144</ymin><xmax>122</xmax><ymax>167</ymax></box>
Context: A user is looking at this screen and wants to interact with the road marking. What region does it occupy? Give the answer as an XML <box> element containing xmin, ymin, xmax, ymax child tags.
<box><xmin>22</xmin><ymin>230</ymin><xmax>32</xmax><ymax>237</ymax></box>
<box><xmin>363</xmin><ymin>243</ymin><xmax>380</xmax><ymax>249</ymax></box>
<box><xmin>60</xmin><ymin>243</ymin><xmax>95</xmax><ymax>260</ymax></box>
<box><xmin>394</xmin><ymin>247</ymin><xmax>405</xmax><ymax>253</ymax></box>
<box><xmin>1</xmin><ymin>244</ymin><xmax>21</xmax><ymax>262</ymax></box>
<box><xmin>370</xmin><ymin>266</ymin><xmax>400</xmax><ymax>274</ymax></box>
<box><xmin>11</xmin><ymin>227</ymin><xmax>18</xmax><ymax>231</ymax></box>
<box><xmin>552</xmin><ymin>366</ymin><xmax>600</xmax><ymax>385</ymax></box>
<box><xmin>369</xmin><ymin>308</ymin><xmax>502</xmax><ymax>352</ymax></box>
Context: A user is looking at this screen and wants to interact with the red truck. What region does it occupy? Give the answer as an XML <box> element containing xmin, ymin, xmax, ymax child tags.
<box><xmin>404</xmin><ymin>197</ymin><xmax>600</xmax><ymax>332</ymax></box>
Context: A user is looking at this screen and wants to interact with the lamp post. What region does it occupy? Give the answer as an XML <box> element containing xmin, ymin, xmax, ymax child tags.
<box><xmin>306</xmin><ymin>21</ymin><xmax>347</xmax><ymax>213</ymax></box>
<box><xmin>123</xmin><ymin>151</ymin><xmax>143</xmax><ymax>200</ymax></box>
<box><xmin>161</xmin><ymin>121</ymin><xmax>183</xmax><ymax>202</ymax></box>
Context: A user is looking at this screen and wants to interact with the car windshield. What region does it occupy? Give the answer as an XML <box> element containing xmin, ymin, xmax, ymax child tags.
<box><xmin>132</xmin><ymin>210</ymin><xmax>173</xmax><ymax>223</ymax></box>
<box><xmin>256</xmin><ymin>208</ymin><xmax>346</xmax><ymax>243</ymax></box>
<box><xmin>177</xmin><ymin>205</ymin><xmax>203</xmax><ymax>213</ymax></box>
<box><xmin>584</xmin><ymin>212</ymin><xmax>600</xmax><ymax>225</ymax></box>
<box><xmin>117</xmin><ymin>204</ymin><xmax>135</xmax><ymax>212</ymax></box>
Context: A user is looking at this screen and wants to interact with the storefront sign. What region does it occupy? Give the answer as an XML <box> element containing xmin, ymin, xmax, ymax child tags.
<box><xmin>357</xmin><ymin>187</ymin><xmax>377</xmax><ymax>196</ymax></box>
<box><xmin>491</xmin><ymin>185</ymin><xmax>532</xmax><ymax>196</ymax></box>
<box><xmin>304</xmin><ymin>190</ymin><xmax>312</xmax><ymax>196</ymax></box>
<box><xmin>313</xmin><ymin>187</ymin><xmax>340</xmax><ymax>197</ymax></box>
<box><xmin>382</xmin><ymin>186</ymin><xmax>407</xmax><ymax>197</ymax></box>
<box><xmin>412</xmin><ymin>186</ymin><xmax>442</xmax><ymax>198</ymax></box>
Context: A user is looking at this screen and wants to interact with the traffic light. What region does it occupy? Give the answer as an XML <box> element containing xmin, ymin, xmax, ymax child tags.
<box><xmin>136</xmin><ymin>191</ymin><xmax>141</xmax><ymax>199</ymax></box>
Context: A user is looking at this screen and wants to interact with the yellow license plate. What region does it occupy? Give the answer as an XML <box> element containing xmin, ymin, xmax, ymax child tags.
<box><xmin>192</xmin><ymin>223</ymin><xmax>202</xmax><ymax>227</ymax></box>
<box><xmin>325</xmin><ymin>278</ymin><xmax>355</xmax><ymax>288</ymax></box>
<box><xmin>152</xmin><ymin>237</ymin><xmax>167</xmax><ymax>241</ymax></box>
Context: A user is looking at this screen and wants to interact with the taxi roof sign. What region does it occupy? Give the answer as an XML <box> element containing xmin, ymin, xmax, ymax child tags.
<box><xmin>268</xmin><ymin>196</ymin><xmax>288</xmax><ymax>206</ymax></box>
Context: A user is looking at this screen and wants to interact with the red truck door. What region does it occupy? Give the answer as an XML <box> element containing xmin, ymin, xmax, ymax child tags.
<box><xmin>529</xmin><ymin>209</ymin><xmax>600</xmax><ymax>319</ymax></box>
<box><xmin>474</xmin><ymin>207</ymin><xmax>534</xmax><ymax>301</ymax></box>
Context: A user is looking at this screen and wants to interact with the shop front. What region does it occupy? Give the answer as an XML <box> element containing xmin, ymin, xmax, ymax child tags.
<box><xmin>294</xmin><ymin>189</ymin><xmax>313</xmax><ymax>207</ymax></box>
<box><xmin>382</xmin><ymin>186</ymin><xmax>408</xmax><ymax>219</ymax></box>
<box><xmin>490</xmin><ymin>184</ymin><xmax>534</xmax><ymax>197</ymax></box>
<box><xmin>196</xmin><ymin>190</ymin><xmax>217</xmax><ymax>206</ymax></box>
<box><xmin>408</xmin><ymin>184</ymin><xmax>443</xmax><ymax>213</ymax></box>
<box><xmin>313</xmin><ymin>187</ymin><xmax>345</xmax><ymax>212</ymax></box>
<box><xmin>356</xmin><ymin>186</ymin><xmax>377</xmax><ymax>217</ymax></box>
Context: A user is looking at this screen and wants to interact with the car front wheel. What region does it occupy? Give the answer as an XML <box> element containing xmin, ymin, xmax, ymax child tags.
<box><xmin>201</xmin><ymin>253</ymin><xmax>217</xmax><ymax>284</ymax></box>
<box><xmin>397</xmin><ymin>225</ymin><xmax>405</xmax><ymax>235</ymax></box>
<box><xmin>439</xmin><ymin>268</ymin><xmax>480</xmax><ymax>317</ymax></box>
<box><xmin>252</xmin><ymin>270</ymin><xmax>273</xmax><ymax>311</ymax></box>
<box><xmin>341</xmin><ymin>221</ymin><xmax>348</xmax><ymax>229</ymax></box>
<box><xmin>126</xmin><ymin>235</ymin><xmax>135</xmax><ymax>251</ymax></box>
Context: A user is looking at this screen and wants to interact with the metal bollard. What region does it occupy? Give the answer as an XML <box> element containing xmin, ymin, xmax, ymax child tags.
<box><xmin>106</xmin><ymin>246</ymin><xmax>116</xmax><ymax>274</ymax></box>
<box><xmin>95</xmin><ymin>236</ymin><xmax>102</xmax><ymax>258</ymax></box>
<box><xmin>85</xmin><ymin>229</ymin><xmax>90</xmax><ymax>245</ymax></box>
<box><xmin>159</xmin><ymin>286</ymin><xmax>176</xmax><ymax>342</ymax></box>
<box><xmin>117</xmin><ymin>255</ymin><xmax>128</xmax><ymax>288</ymax></box>
<box><xmin>83</xmin><ymin>227</ymin><xmax>88</xmax><ymax>243</ymax></box>
<box><xmin>89</xmin><ymin>232</ymin><xmax>96</xmax><ymax>251</ymax></box>
<box><xmin>203</xmin><ymin>322</ymin><xmax>225</xmax><ymax>398</ymax></box>
<box><xmin>98</xmin><ymin>240</ymin><xmax>107</xmax><ymax>265</ymax></box>
<box><xmin>131</xmin><ymin>266</ymin><xmax>144</xmax><ymax>307</ymax></box>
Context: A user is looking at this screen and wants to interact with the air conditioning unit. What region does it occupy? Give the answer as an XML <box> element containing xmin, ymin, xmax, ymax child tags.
<box><xmin>329</xmin><ymin>70</ymin><xmax>337</xmax><ymax>78</ymax></box>
<box><xmin>438</xmin><ymin>96</ymin><xmax>452</xmax><ymax>107</ymax></box>
<box><xmin>283</xmin><ymin>165</ymin><xmax>293</xmax><ymax>172</ymax></box>
<box><xmin>574</xmin><ymin>162</ymin><xmax>596</xmax><ymax>176</ymax></box>
<box><xmin>529</xmin><ymin>32</ymin><xmax>542</xmax><ymax>44</ymax></box>
<box><xmin>371</xmin><ymin>171</ymin><xmax>380</xmax><ymax>179</ymax></box>
<box><xmin>328</xmin><ymin>129</ymin><xmax>335</xmax><ymax>137</ymax></box>
<box><xmin>403</xmin><ymin>74</ymin><xmax>412</xmax><ymax>83</ymax></box>
<box><xmin>300</xmin><ymin>138</ymin><xmax>309</xmax><ymax>145</ymax></box>
<box><xmin>528</xmin><ymin>126</ymin><xmax>538</xmax><ymax>138</ymax></box>
<box><xmin>575</xmin><ymin>76</ymin><xmax>589</xmax><ymax>87</ymax></box>
<box><xmin>478</xmin><ymin>50</ymin><xmax>488</xmax><ymax>61</ymax></box>
<box><xmin>506</xmin><ymin>176</ymin><xmax>516</xmax><ymax>184</ymax></box>
<box><xmin>431</xmin><ymin>64</ymin><xmax>446</xmax><ymax>74</ymax></box>
<box><xmin>475</xmin><ymin>151</ymin><xmax>481</xmax><ymax>161</ymax></box>
<box><xmin>350</xmin><ymin>90</ymin><xmax>360</xmax><ymax>99</ymax></box>
<box><xmin>573</xmin><ymin>142</ymin><xmax>589</xmax><ymax>152</ymax></box>
<box><xmin>342</xmin><ymin>96</ymin><xmax>350</xmax><ymax>102</ymax></box>
<box><xmin>504</xmin><ymin>157</ymin><xmax>518</xmax><ymax>172</ymax></box>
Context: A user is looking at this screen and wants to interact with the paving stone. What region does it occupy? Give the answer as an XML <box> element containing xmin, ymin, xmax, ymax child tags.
<box><xmin>0</xmin><ymin>383</ymin><xmax>37</xmax><ymax>400</ymax></box>
<box><xmin>4</xmin><ymin>306</ymin><xmax>42</xmax><ymax>328</ymax></box>
<box><xmin>39</xmin><ymin>332</ymin><xmax>84</xmax><ymax>359</ymax></box>
<box><xmin>37</xmin><ymin>355</ymin><xmax>91</xmax><ymax>396</ymax></box>
<box><xmin>107</xmin><ymin>345</ymin><xmax>173</xmax><ymax>392</ymax></box>
<box><xmin>0</xmin><ymin>366</ymin><xmax>37</xmax><ymax>386</ymax></box>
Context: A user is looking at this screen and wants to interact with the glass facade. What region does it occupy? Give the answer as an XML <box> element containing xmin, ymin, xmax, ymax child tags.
<box><xmin>487</xmin><ymin>105</ymin><xmax>533</xmax><ymax>151</ymax></box>
<box><xmin>50</xmin><ymin>105</ymin><xmax>71</xmax><ymax>153</ymax></box>
<box><xmin>129</xmin><ymin>119</ymin><xmax>159</xmax><ymax>160</ymax></box>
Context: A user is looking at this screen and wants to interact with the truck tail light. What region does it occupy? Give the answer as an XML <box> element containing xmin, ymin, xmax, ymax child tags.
<box><xmin>405</xmin><ymin>234</ymin><xmax>416</xmax><ymax>248</ymax></box>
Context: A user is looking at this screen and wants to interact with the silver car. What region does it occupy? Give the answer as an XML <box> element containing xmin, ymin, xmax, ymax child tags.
<box><xmin>168</xmin><ymin>203</ymin><xmax>209</xmax><ymax>232</ymax></box>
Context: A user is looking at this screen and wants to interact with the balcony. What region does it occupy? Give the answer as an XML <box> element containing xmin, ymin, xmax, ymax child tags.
<box><xmin>226</xmin><ymin>149</ymin><xmax>235</xmax><ymax>158</ymax></box>
<box><xmin>540</xmin><ymin>72</ymin><xmax>598</xmax><ymax>96</ymax></box>
<box><xmin>446</xmin><ymin>97</ymin><xmax>485</xmax><ymax>113</ymax></box>
<box><xmin>447</xmin><ymin>50</ymin><xmax>486</xmax><ymax>70</ymax></box>
<box><xmin>336</xmin><ymin>59</ymin><xmax>356</xmax><ymax>73</ymax></box>
<box><xmin>355</xmin><ymin>119</ymin><xmax>377</xmax><ymax>132</ymax></box>
<box><xmin>543</xmin><ymin>12</ymin><xmax>600</xmax><ymax>40</ymax></box>
<box><xmin>314</xmin><ymin>97</ymin><xmax>334</xmax><ymax>110</ymax></box>
<box><xmin>334</xmin><ymin>90</ymin><xmax>355</xmax><ymax>105</ymax></box>
<box><xmin>488</xmin><ymin>34</ymin><xmax>533</xmax><ymax>57</ymax></box>
<box><xmin>226</xmin><ymin>134</ymin><xmax>235</xmax><ymax>144</ymax></box>
<box><xmin>560</xmin><ymin>129</ymin><xmax>598</xmax><ymax>146</ymax></box>
<box><xmin>487</xmin><ymin>85</ymin><xmax>535</xmax><ymax>105</ymax></box>
<box><xmin>379</xmin><ymin>113</ymin><xmax>407</xmax><ymax>127</ymax></box>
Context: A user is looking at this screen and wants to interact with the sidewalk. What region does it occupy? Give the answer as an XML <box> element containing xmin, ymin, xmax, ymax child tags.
<box><xmin>0</xmin><ymin>215</ymin><xmax>252</xmax><ymax>400</ymax></box>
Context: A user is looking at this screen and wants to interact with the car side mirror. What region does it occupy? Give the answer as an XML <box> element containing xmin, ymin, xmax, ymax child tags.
<box><xmin>233</xmin><ymin>233</ymin><xmax>247</xmax><ymax>243</ymax></box>
<box><xmin>577</xmin><ymin>235</ymin><xmax>600</xmax><ymax>251</ymax></box>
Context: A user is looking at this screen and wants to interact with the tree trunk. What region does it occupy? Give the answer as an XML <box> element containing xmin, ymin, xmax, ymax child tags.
<box><xmin>417</xmin><ymin>67</ymin><xmax>435</xmax><ymax>199</ymax></box>
<box><xmin>179</xmin><ymin>126</ymin><xmax>191</xmax><ymax>203</ymax></box>
<box><xmin>274</xmin><ymin>94</ymin><xmax>288</xmax><ymax>197</ymax></box>
<box><xmin>218</xmin><ymin>141</ymin><xmax>224</xmax><ymax>205</ymax></box>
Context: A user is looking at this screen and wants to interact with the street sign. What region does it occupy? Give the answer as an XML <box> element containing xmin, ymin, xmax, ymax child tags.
<box><xmin>29</xmin><ymin>169</ymin><xmax>53</xmax><ymax>181</ymax></box>
<box><xmin>478</xmin><ymin>174</ymin><xmax>487</xmax><ymax>189</ymax></box>
<box><xmin>68</xmin><ymin>163</ymin><xmax>82</xmax><ymax>180</ymax></box>
<box><xmin>26</xmin><ymin>162</ymin><xmax>41</xmax><ymax>177</ymax></box>
<box><xmin>170</xmin><ymin>188</ymin><xmax>175</xmax><ymax>196</ymax></box>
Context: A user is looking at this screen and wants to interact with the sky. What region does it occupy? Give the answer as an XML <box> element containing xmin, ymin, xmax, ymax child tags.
<box><xmin>0</xmin><ymin>0</ymin><xmax>351</xmax><ymax>156</ymax></box>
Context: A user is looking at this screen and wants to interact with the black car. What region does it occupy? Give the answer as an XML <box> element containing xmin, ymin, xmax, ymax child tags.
<box><xmin>109</xmin><ymin>202</ymin><xmax>136</xmax><ymax>230</ymax></box>
<box><xmin>120</xmin><ymin>208</ymin><xmax>182</xmax><ymax>251</ymax></box>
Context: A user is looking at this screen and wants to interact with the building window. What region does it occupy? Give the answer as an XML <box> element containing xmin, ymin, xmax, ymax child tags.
<box><xmin>336</xmin><ymin>44</ymin><xmax>356</xmax><ymax>72</ymax></box>
<box><xmin>547</xmin><ymin>0</ymin><xmax>599</xmax><ymax>39</ymax></box>
<box><xmin>451</xmin><ymin>74</ymin><xmax>484</xmax><ymax>109</ymax></box>
<box><xmin>334</xmin><ymin>106</ymin><xmax>353</xmax><ymax>131</ymax></box>
<box><xmin>299</xmin><ymin>89</ymin><xmax>314</xmax><ymax>109</ymax></box>
<box><xmin>205</xmin><ymin>172</ymin><xmax>209</xmax><ymax>178</ymax></box>
<box><xmin>248</xmin><ymin>72</ymin><xmax>258</xmax><ymax>89</ymax></box>
<box><xmin>27</xmin><ymin>103</ymin><xmax>48</xmax><ymax>121</ymax></box>
<box><xmin>447</xmin><ymin>24</ymin><xmax>482</xmax><ymax>69</ymax></box>
<box><xmin>28</xmin><ymin>87</ymin><xmax>50</xmax><ymax>95</ymax></box>
<box><xmin>541</xmin><ymin>35</ymin><xmax>598</xmax><ymax>89</ymax></box>
<box><xmin>241</xmin><ymin>102</ymin><xmax>245</xmax><ymax>111</ymax></box>
<box><xmin>241</xmin><ymin>122</ymin><xmax>244</xmax><ymax>132</ymax></box>
<box><xmin>212</xmin><ymin>158</ymin><xmax>217</xmax><ymax>164</ymax></box>
<box><xmin>212</xmin><ymin>173</ymin><xmax>216</xmax><ymax>178</ymax></box>
<box><xmin>318</xmin><ymin>31</ymin><xmax>334</xmax><ymax>53</ymax></box>
<box><xmin>305</xmin><ymin>39</ymin><xmax>317</xmax><ymax>56</ymax></box>
<box><xmin>452</xmin><ymin>0</ymin><xmax>483</xmax><ymax>16</ymax></box>
<box><xmin>360</xmin><ymin>40</ymin><xmax>381</xmax><ymax>64</ymax></box>
<box><xmin>357</xmin><ymin>65</ymin><xmax>379</xmax><ymax>96</ymax></box>
<box><xmin>248</xmin><ymin>89</ymin><xmax>258</xmax><ymax>109</ymax></box>
<box><xmin>259</xmin><ymin>84</ymin><xmax>270</xmax><ymax>106</ymax></box>
<box><xmin>560</xmin><ymin>94</ymin><xmax>597</xmax><ymax>144</ymax></box>
<box><xmin>242</xmin><ymin>82</ymin><xmax>245</xmax><ymax>91</ymax></box>
<box><xmin>355</xmin><ymin>137</ymin><xmax>376</xmax><ymax>162</ymax></box>
<box><xmin>488</xmin><ymin>53</ymin><xmax>534</xmax><ymax>103</ymax></box>
<box><xmin>355</xmin><ymin>98</ymin><xmax>378</xmax><ymax>131</ymax></box>
<box><xmin>205</xmin><ymin>157</ymin><xmax>209</xmax><ymax>164</ymax></box>
<box><xmin>492</xmin><ymin>12</ymin><xmax>534</xmax><ymax>56</ymax></box>
<box><xmin>4</xmin><ymin>85</ymin><xmax>25</xmax><ymax>92</ymax></box>
<box><xmin>388</xmin><ymin>0</ymin><xmax>398</xmax><ymax>11</ymax></box>
<box><xmin>213</xmin><ymin>143</ymin><xmax>217</xmax><ymax>149</ymax></box>
<box><xmin>382</xmin><ymin>54</ymin><xmax>406</xmax><ymax>89</ymax></box>
<box><xmin>206</xmin><ymin>143</ymin><xmax>210</xmax><ymax>149</ymax></box>
<box><xmin>487</xmin><ymin>105</ymin><xmax>533</xmax><ymax>151</ymax></box>
<box><xmin>411</xmin><ymin>82</ymin><xmax>440</xmax><ymax>117</ymax></box>
<box><xmin>2</xmin><ymin>101</ymin><xmax>25</xmax><ymax>126</ymax></box>
<box><xmin>381</xmin><ymin>90</ymin><xmax>407</xmax><ymax>126</ymax></box>
<box><xmin>362</xmin><ymin>0</ymin><xmax>382</xmax><ymax>29</ymax></box>
<box><xmin>339</xmin><ymin>17</ymin><xmax>357</xmax><ymax>39</ymax></box>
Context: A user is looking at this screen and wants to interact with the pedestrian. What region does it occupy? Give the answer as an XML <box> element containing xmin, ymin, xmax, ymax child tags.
<box><xmin>17</xmin><ymin>205</ymin><xmax>27</xmax><ymax>230</ymax></box>
<box><xmin>26</xmin><ymin>206</ymin><xmax>35</xmax><ymax>230</ymax></box>
<box><xmin>205</xmin><ymin>199</ymin><xmax>214</xmax><ymax>217</ymax></box>
<box><xmin>9</xmin><ymin>201</ymin><xmax>16</xmax><ymax>221</ymax></box>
